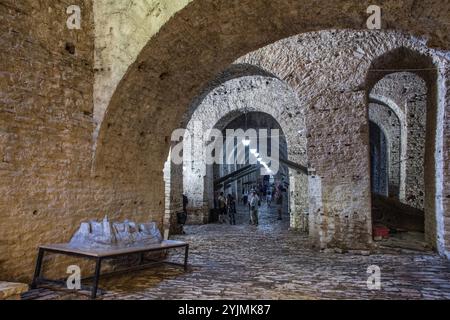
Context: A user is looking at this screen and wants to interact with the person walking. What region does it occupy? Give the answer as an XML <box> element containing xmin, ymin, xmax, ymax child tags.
<box><xmin>217</xmin><ymin>192</ymin><xmax>227</xmax><ymax>224</ymax></box>
<box><xmin>266</xmin><ymin>189</ymin><xmax>272</xmax><ymax>208</ymax></box>
<box><xmin>183</xmin><ymin>194</ymin><xmax>189</xmax><ymax>213</ymax></box>
<box><xmin>275</xmin><ymin>184</ymin><xmax>286</xmax><ymax>221</ymax></box>
<box><xmin>176</xmin><ymin>194</ymin><xmax>189</xmax><ymax>234</ymax></box>
<box><xmin>227</xmin><ymin>194</ymin><xmax>236</xmax><ymax>225</ymax></box>
<box><xmin>275</xmin><ymin>190</ymin><xmax>283</xmax><ymax>220</ymax></box>
<box><xmin>248</xmin><ymin>190</ymin><xmax>260</xmax><ymax>226</ymax></box>
<box><xmin>243</xmin><ymin>190</ymin><xmax>248</xmax><ymax>206</ymax></box>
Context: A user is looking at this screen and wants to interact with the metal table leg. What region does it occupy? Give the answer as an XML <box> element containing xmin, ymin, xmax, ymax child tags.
<box><xmin>138</xmin><ymin>252</ymin><xmax>145</xmax><ymax>265</ymax></box>
<box><xmin>31</xmin><ymin>248</ymin><xmax>45</xmax><ymax>289</ymax></box>
<box><xmin>91</xmin><ymin>258</ymin><xmax>102</xmax><ymax>299</ymax></box>
<box><xmin>184</xmin><ymin>245</ymin><xmax>189</xmax><ymax>271</ymax></box>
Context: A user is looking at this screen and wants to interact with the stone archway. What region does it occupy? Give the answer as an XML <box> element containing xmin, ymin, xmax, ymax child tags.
<box><xmin>211</xmin><ymin>111</ymin><xmax>292</xmax><ymax>222</ymax></box>
<box><xmin>187</xmin><ymin>108</ymin><xmax>299</xmax><ymax>227</ymax></box>
<box><xmin>369</xmin><ymin>95</ymin><xmax>406</xmax><ymax>199</ymax></box>
<box><xmin>95</xmin><ymin>24</ymin><xmax>449</xmax><ymax>251</ymax></box>
<box><xmin>370</xmin><ymin>72</ymin><xmax>429</xmax><ymax>206</ymax></box>
<box><xmin>92</xmin><ymin>0</ymin><xmax>450</xmax><ymax>138</ymax></box>
<box><xmin>165</xmin><ymin>70</ymin><xmax>308</xmax><ymax>232</ymax></box>
<box><xmin>365</xmin><ymin>47</ymin><xmax>447</xmax><ymax>253</ymax></box>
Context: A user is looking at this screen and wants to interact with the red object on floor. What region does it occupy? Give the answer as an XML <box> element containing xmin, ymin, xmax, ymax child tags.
<box><xmin>373</xmin><ymin>225</ymin><xmax>390</xmax><ymax>238</ymax></box>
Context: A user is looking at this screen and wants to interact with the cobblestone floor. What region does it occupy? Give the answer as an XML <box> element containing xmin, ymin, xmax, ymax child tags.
<box><xmin>23</xmin><ymin>205</ymin><xmax>450</xmax><ymax>300</ymax></box>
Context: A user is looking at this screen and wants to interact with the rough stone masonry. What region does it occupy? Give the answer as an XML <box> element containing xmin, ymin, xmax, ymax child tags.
<box><xmin>0</xmin><ymin>0</ymin><xmax>449</xmax><ymax>284</ymax></box>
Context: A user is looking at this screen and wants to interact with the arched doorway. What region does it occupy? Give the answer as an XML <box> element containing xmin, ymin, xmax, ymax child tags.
<box><xmin>172</xmin><ymin>68</ymin><xmax>308</xmax><ymax>232</ymax></box>
<box><xmin>366</xmin><ymin>48</ymin><xmax>444</xmax><ymax>251</ymax></box>
<box><xmin>96</xmin><ymin>28</ymin><xmax>449</xmax><ymax>253</ymax></box>
<box><xmin>210</xmin><ymin>111</ymin><xmax>291</xmax><ymax>225</ymax></box>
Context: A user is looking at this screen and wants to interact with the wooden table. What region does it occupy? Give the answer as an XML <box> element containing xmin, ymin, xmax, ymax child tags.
<box><xmin>30</xmin><ymin>240</ymin><xmax>189</xmax><ymax>299</ymax></box>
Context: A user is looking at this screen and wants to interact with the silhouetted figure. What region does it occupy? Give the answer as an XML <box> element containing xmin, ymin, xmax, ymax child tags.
<box><xmin>275</xmin><ymin>184</ymin><xmax>287</xmax><ymax>220</ymax></box>
<box><xmin>249</xmin><ymin>191</ymin><xmax>260</xmax><ymax>226</ymax></box>
<box><xmin>218</xmin><ymin>192</ymin><xmax>227</xmax><ymax>224</ymax></box>
<box><xmin>177</xmin><ymin>194</ymin><xmax>189</xmax><ymax>234</ymax></box>
<box><xmin>266</xmin><ymin>189</ymin><xmax>272</xmax><ymax>207</ymax></box>
<box><xmin>243</xmin><ymin>190</ymin><xmax>248</xmax><ymax>205</ymax></box>
<box><xmin>227</xmin><ymin>194</ymin><xmax>236</xmax><ymax>225</ymax></box>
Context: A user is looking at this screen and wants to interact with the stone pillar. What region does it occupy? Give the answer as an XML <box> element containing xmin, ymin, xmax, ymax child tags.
<box><xmin>434</xmin><ymin>62</ymin><xmax>450</xmax><ymax>257</ymax></box>
<box><xmin>183</xmin><ymin>121</ymin><xmax>210</xmax><ymax>224</ymax></box>
<box><xmin>306</xmin><ymin>91</ymin><xmax>373</xmax><ymax>250</ymax></box>
<box><xmin>163</xmin><ymin>154</ymin><xmax>183</xmax><ymax>237</ymax></box>
<box><xmin>444</xmin><ymin>65</ymin><xmax>450</xmax><ymax>257</ymax></box>
<box><xmin>405</xmin><ymin>90</ymin><xmax>427</xmax><ymax>210</ymax></box>
<box><xmin>308</xmin><ymin>172</ymin><xmax>324</xmax><ymax>248</ymax></box>
<box><xmin>289</xmin><ymin>170</ymin><xmax>309</xmax><ymax>232</ymax></box>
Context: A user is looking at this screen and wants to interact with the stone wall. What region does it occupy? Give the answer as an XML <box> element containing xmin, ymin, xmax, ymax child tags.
<box><xmin>0</xmin><ymin>0</ymin><xmax>170</xmax><ymax>282</ymax></box>
<box><xmin>93</xmin><ymin>0</ymin><xmax>191</xmax><ymax>138</ymax></box>
<box><xmin>439</xmin><ymin>62</ymin><xmax>450</xmax><ymax>257</ymax></box>
<box><xmin>0</xmin><ymin>0</ymin><xmax>95</xmax><ymax>281</ymax></box>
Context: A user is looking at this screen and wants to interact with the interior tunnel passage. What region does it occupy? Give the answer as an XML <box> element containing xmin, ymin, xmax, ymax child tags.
<box><xmin>1</xmin><ymin>1</ymin><xmax>450</xmax><ymax>301</ymax></box>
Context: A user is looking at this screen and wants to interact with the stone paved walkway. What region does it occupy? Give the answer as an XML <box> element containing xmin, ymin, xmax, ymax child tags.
<box><xmin>22</xmin><ymin>205</ymin><xmax>450</xmax><ymax>300</ymax></box>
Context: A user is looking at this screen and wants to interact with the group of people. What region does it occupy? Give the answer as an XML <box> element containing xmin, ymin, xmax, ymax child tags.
<box><xmin>217</xmin><ymin>190</ymin><xmax>262</xmax><ymax>226</ymax></box>
<box><xmin>245</xmin><ymin>184</ymin><xmax>286</xmax><ymax>225</ymax></box>
<box><xmin>183</xmin><ymin>182</ymin><xmax>287</xmax><ymax>231</ymax></box>
<box><xmin>217</xmin><ymin>183</ymin><xmax>287</xmax><ymax>227</ymax></box>
<box><xmin>217</xmin><ymin>192</ymin><xmax>237</xmax><ymax>225</ymax></box>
